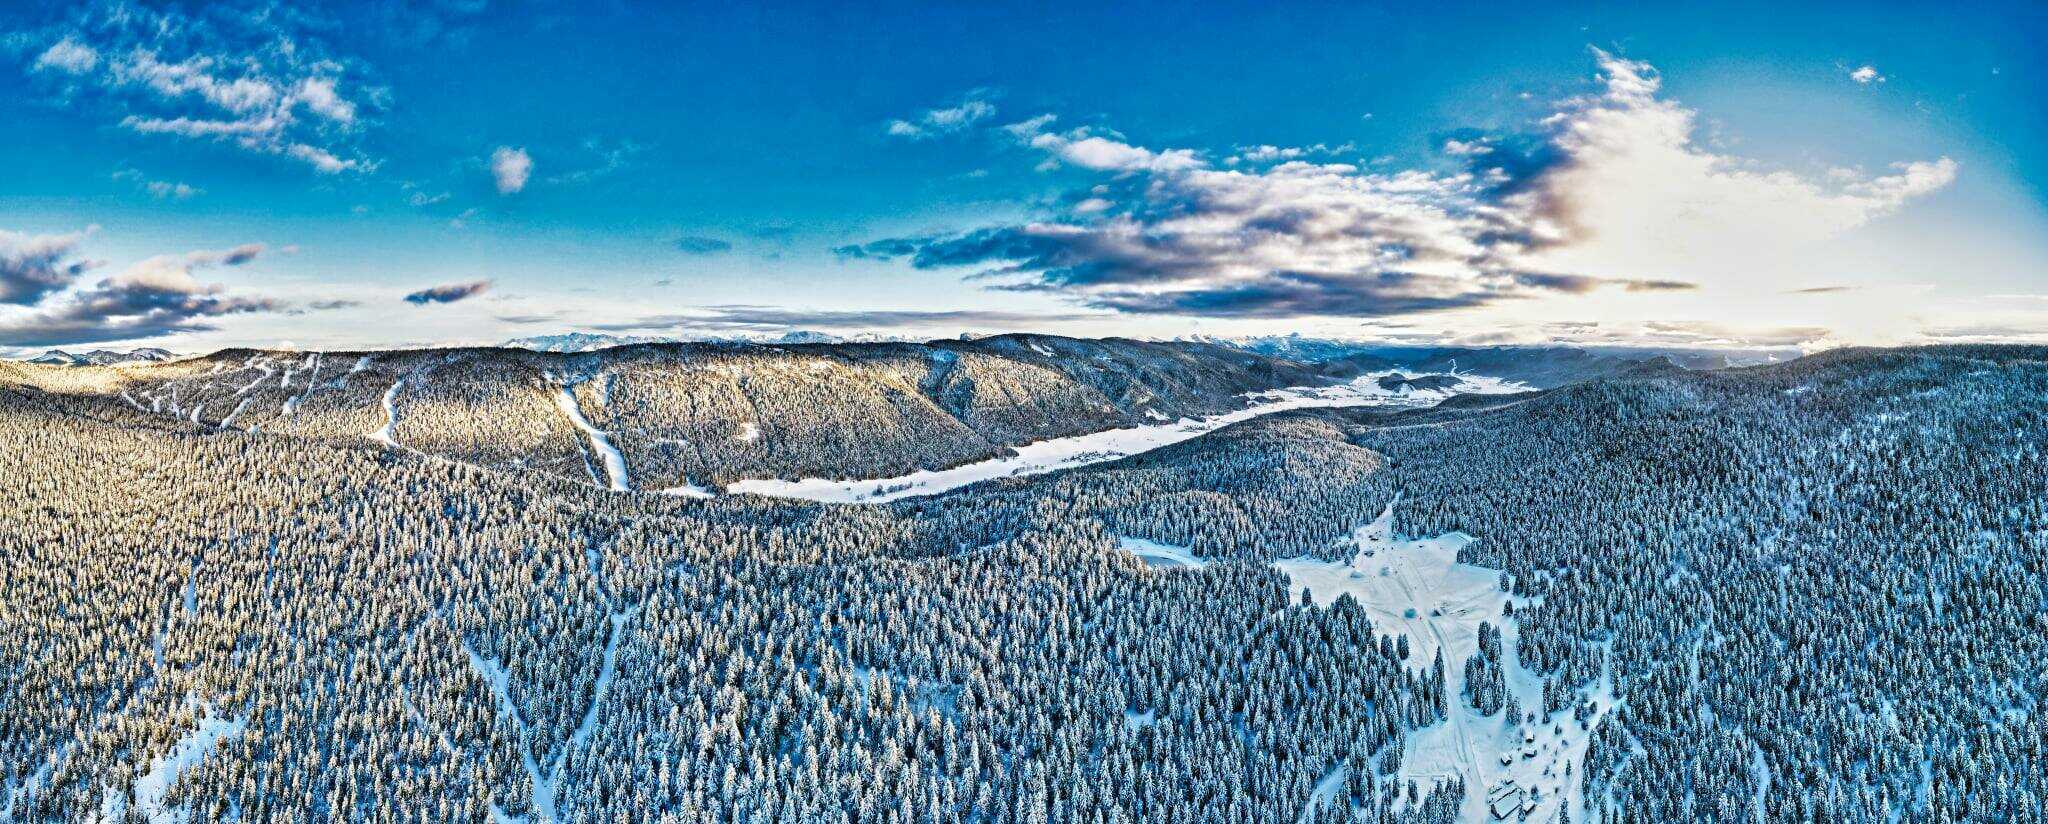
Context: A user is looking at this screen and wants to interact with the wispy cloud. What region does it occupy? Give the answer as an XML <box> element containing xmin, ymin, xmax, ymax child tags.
<box><xmin>674</xmin><ymin>236</ymin><xmax>733</xmax><ymax>255</ymax></box>
<box><xmin>112</xmin><ymin>168</ymin><xmax>202</xmax><ymax>199</ymax></box>
<box><xmin>403</xmin><ymin>280</ymin><xmax>492</xmax><ymax>305</ymax></box>
<box><xmin>545</xmin><ymin>138</ymin><xmax>643</xmax><ymax>186</ymax></box>
<box><xmin>887</xmin><ymin>91</ymin><xmax>998</xmax><ymax>140</ymax></box>
<box><xmin>1850</xmin><ymin>65</ymin><xmax>1885</xmax><ymax>84</ymax></box>
<box><xmin>15</xmin><ymin>4</ymin><xmax>378</xmax><ymax>173</ymax></box>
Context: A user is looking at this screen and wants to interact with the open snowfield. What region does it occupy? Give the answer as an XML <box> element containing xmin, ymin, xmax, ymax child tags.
<box><xmin>1279</xmin><ymin>506</ymin><xmax>1613</xmax><ymax>823</ymax></box>
<box><xmin>728</xmin><ymin>371</ymin><xmax>1523</xmax><ymax>503</ymax></box>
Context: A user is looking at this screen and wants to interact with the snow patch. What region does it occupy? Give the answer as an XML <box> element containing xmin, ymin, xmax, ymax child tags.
<box><xmin>1116</xmin><ymin>537</ymin><xmax>1209</xmax><ymax>570</ymax></box>
<box><xmin>218</xmin><ymin>398</ymin><xmax>252</xmax><ymax>430</ymax></box>
<box><xmin>737</xmin><ymin>421</ymin><xmax>761</xmax><ymax>443</ymax></box>
<box><xmin>654</xmin><ymin>481</ymin><xmax>716</xmax><ymax>499</ymax></box>
<box><xmin>729</xmin><ymin>370</ymin><xmax>1523</xmax><ymax>503</ymax></box>
<box><xmin>368</xmin><ymin>380</ymin><xmax>403</xmax><ymax>447</ymax></box>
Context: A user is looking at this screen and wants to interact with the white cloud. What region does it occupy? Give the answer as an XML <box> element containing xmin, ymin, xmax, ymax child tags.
<box><xmin>112</xmin><ymin>169</ymin><xmax>203</xmax><ymax>199</ymax></box>
<box><xmin>146</xmin><ymin>180</ymin><xmax>201</xmax><ymax>199</ymax></box>
<box><xmin>0</xmin><ymin>235</ymin><xmax>283</xmax><ymax>346</ymax></box>
<box><xmin>853</xmin><ymin>49</ymin><xmax>1956</xmax><ymax>332</ymax></box>
<box><xmin>1441</xmin><ymin>139</ymin><xmax>1492</xmax><ymax>156</ymax></box>
<box><xmin>1516</xmin><ymin>49</ymin><xmax>1954</xmax><ymax>284</ymax></box>
<box><xmin>114</xmin><ymin>51</ymin><xmax>282</xmax><ymax>115</ymax></box>
<box><xmin>1004</xmin><ymin>116</ymin><xmax>1203</xmax><ymax>173</ymax></box>
<box><xmin>31</xmin><ymin>38</ymin><xmax>99</xmax><ymax>74</ymax></box>
<box><xmin>295</xmin><ymin>77</ymin><xmax>356</xmax><ymax>124</ymax></box>
<box><xmin>1850</xmin><ymin>65</ymin><xmax>1884</xmax><ymax>84</ymax></box>
<box><xmin>491</xmin><ymin>147</ymin><xmax>533</xmax><ymax>194</ymax></box>
<box><xmin>0</xmin><ymin>227</ymin><xmax>100</xmax><ymax>305</ymax></box>
<box><xmin>288</xmin><ymin>143</ymin><xmax>366</xmax><ymax>174</ymax></box>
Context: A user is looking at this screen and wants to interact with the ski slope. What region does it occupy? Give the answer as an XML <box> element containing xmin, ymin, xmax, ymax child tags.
<box><xmin>554</xmin><ymin>384</ymin><xmax>631</xmax><ymax>491</ymax></box>
<box><xmin>1277</xmin><ymin>505</ymin><xmax>1613</xmax><ymax>823</ymax></box>
<box><xmin>728</xmin><ymin>371</ymin><xmax>1522</xmax><ymax>503</ymax></box>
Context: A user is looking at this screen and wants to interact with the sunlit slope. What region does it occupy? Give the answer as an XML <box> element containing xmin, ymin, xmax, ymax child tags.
<box><xmin>1</xmin><ymin>335</ymin><xmax>1330</xmax><ymax>488</ymax></box>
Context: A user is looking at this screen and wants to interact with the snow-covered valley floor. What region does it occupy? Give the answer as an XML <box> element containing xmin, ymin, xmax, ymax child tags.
<box><xmin>1278</xmin><ymin>506</ymin><xmax>1613</xmax><ymax>824</ymax></box>
<box><xmin>727</xmin><ymin>371</ymin><xmax>1523</xmax><ymax>503</ymax></box>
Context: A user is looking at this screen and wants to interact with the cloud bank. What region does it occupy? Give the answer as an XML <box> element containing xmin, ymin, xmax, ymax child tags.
<box><xmin>0</xmin><ymin>235</ymin><xmax>282</xmax><ymax>346</ymax></box>
<box><xmin>593</xmin><ymin>305</ymin><xmax>1095</xmax><ymax>334</ymax></box>
<box><xmin>841</xmin><ymin>50</ymin><xmax>1955</xmax><ymax>322</ymax></box>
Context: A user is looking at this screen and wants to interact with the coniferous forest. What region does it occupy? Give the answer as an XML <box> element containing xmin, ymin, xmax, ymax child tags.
<box><xmin>1</xmin><ymin>343</ymin><xmax>2042</xmax><ymax>823</ymax></box>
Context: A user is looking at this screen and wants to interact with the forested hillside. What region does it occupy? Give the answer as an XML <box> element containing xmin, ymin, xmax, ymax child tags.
<box><xmin>0</xmin><ymin>335</ymin><xmax>1327</xmax><ymax>488</ymax></box>
<box><xmin>0</xmin><ymin>344</ymin><xmax>2040</xmax><ymax>822</ymax></box>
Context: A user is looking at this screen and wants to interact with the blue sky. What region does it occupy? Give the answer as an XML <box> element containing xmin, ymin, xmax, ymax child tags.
<box><xmin>1</xmin><ymin>0</ymin><xmax>2044</xmax><ymax>353</ymax></box>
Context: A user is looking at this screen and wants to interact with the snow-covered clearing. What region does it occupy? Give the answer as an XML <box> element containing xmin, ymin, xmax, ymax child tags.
<box><xmin>1116</xmin><ymin>537</ymin><xmax>1208</xmax><ymax>570</ymax></box>
<box><xmin>728</xmin><ymin>370</ymin><xmax>1523</xmax><ymax>503</ymax></box>
<box><xmin>367</xmin><ymin>380</ymin><xmax>404</xmax><ymax>447</ymax></box>
<box><xmin>121</xmin><ymin>701</ymin><xmax>247</xmax><ymax>824</ymax></box>
<box><xmin>737</xmin><ymin>421</ymin><xmax>761</xmax><ymax>443</ymax></box>
<box><xmin>654</xmin><ymin>482</ymin><xmax>715</xmax><ymax>499</ymax></box>
<box><xmin>1277</xmin><ymin>505</ymin><xmax>1613</xmax><ymax>824</ymax></box>
<box><xmin>553</xmin><ymin>383</ymin><xmax>630</xmax><ymax>491</ymax></box>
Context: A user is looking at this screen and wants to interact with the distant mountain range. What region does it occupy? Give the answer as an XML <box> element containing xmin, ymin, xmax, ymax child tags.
<box><xmin>503</xmin><ymin>330</ymin><xmax>893</xmax><ymax>352</ymax></box>
<box><xmin>25</xmin><ymin>347</ymin><xmax>178</xmax><ymax>367</ymax></box>
<box><xmin>1204</xmin><ymin>334</ymin><xmax>1798</xmax><ymax>387</ymax></box>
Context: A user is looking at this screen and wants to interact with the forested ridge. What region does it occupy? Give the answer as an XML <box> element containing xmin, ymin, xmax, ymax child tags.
<box><xmin>0</xmin><ymin>344</ymin><xmax>2041</xmax><ymax>822</ymax></box>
